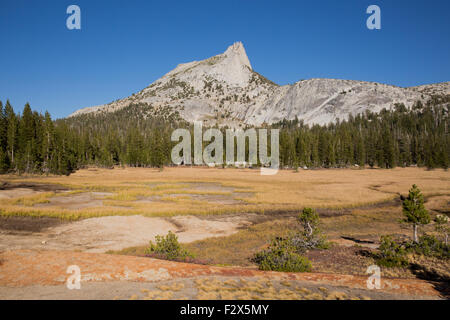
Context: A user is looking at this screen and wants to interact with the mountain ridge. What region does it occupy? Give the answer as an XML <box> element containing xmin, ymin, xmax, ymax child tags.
<box><xmin>69</xmin><ymin>42</ymin><xmax>449</xmax><ymax>126</ymax></box>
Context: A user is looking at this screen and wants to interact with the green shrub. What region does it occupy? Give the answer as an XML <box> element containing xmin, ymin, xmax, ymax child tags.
<box><xmin>252</xmin><ymin>238</ymin><xmax>312</xmax><ymax>272</ymax></box>
<box><xmin>145</xmin><ymin>231</ymin><xmax>193</xmax><ymax>261</ymax></box>
<box><xmin>377</xmin><ymin>234</ymin><xmax>449</xmax><ymax>268</ymax></box>
<box><xmin>251</xmin><ymin>207</ymin><xmax>327</xmax><ymax>272</ymax></box>
<box><xmin>377</xmin><ymin>235</ymin><xmax>408</xmax><ymax>267</ymax></box>
<box><xmin>434</xmin><ymin>214</ymin><xmax>449</xmax><ymax>245</ymax></box>
<box><xmin>407</xmin><ymin>234</ymin><xmax>449</xmax><ymax>259</ymax></box>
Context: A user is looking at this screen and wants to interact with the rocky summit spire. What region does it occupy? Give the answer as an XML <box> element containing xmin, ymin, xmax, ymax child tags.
<box><xmin>224</xmin><ymin>41</ymin><xmax>252</xmax><ymax>70</ymax></box>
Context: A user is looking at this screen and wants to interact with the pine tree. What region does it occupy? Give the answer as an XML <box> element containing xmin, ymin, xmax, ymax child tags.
<box><xmin>0</xmin><ymin>101</ymin><xmax>6</xmax><ymax>150</ymax></box>
<box><xmin>0</xmin><ymin>101</ymin><xmax>7</xmax><ymax>172</ymax></box>
<box><xmin>354</xmin><ymin>134</ymin><xmax>365</xmax><ymax>167</ymax></box>
<box><xmin>151</xmin><ymin>129</ymin><xmax>165</xmax><ymax>169</ymax></box>
<box><xmin>42</xmin><ymin>111</ymin><xmax>55</xmax><ymax>173</ymax></box>
<box><xmin>17</xmin><ymin>103</ymin><xmax>36</xmax><ymax>172</ymax></box>
<box><xmin>5</xmin><ymin>100</ymin><xmax>17</xmax><ymax>169</ymax></box>
<box><xmin>126</xmin><ymin>128</ymin><xmax>144</xmax><ymax>166</ymax></box>
<box><xmin>401</xmin><ymin>184</ymin><xmax>430</xmax><ymax>242</ymax></box>
<box><xmin>381</xmin><ymin>125</ymin><xmax>396</xmax><ymax>168</ymax></box>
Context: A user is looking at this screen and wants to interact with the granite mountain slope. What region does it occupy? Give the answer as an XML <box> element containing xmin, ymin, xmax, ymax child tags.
<box><xmin>70</xmin><ymin>42</ymin><xmax>449</xmax><ymax>126</ymax></box>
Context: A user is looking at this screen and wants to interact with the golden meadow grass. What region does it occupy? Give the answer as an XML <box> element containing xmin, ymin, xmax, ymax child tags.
<box><xmin>11</xmin><ymin>192</ymin><xmax>55</xmax><ymax>206</ymax></box>
<box><xmin>0</xmin><ymin>166</ymin><xmax>449</xmax><ymax>220</ymax></box>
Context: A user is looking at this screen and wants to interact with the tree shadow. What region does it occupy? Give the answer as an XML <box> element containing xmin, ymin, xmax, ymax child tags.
<box><xmin>409</xmin><ymin>262</ymin><xmax>450</xmax><ymax>299</ymax></box>
<box><xmin>341</xmin><ymin>236</ymin><xmax>375</xmax><ymax>244</ymax></box>
<box><xmin>356</xmin><ymin>249</ymin><xmax>450</xmax><ymax>299</ymax></box>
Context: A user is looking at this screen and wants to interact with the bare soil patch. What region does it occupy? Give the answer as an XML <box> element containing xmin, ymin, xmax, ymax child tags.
<box><xmin>0</xmin><ymin>214</ymin><xmax>253</xmax><ymax>253</ymax></box>
<box><xmin>306</xmin><ymin>246</ymin><xmax>376</xmax><ymax>276</ymax></box>
<box><xmin>188</xmin><ymin>182</ymin><xmax>236</xmax><ymax>193</ymax></box>
<box><xmin>0</xmin><ymin>188</ymin><xmax>42</xmax><ymax>200</ymax></box>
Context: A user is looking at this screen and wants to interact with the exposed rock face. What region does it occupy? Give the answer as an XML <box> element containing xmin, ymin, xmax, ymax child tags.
<box><xmin>410</xmin><ymin>82</ymin><xmax>450</xmax><ymax>96</ymax></box>
<box><xmin>245</xmin><ymin>79</ymin><xmax>431</xmax><ymax>125</ymax></box>
<box><xmin>69</xmin><ymin>42</ymin><xmax>449</xmax><ymax>126</ymax></box>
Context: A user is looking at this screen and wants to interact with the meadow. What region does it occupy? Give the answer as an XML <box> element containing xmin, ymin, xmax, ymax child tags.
<box><xmin>1</xmin><ymin>166</ymin><xmax>449</xmax><ymax>295</ymax></box>
<box><xmin>0</xmin><ymin>166</ymin><xmax>449</xmax><ymax>220</ymax></box>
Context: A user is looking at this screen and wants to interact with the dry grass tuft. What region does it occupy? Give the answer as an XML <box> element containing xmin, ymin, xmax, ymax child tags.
<box><xmin>191</xmin><ymin>277</ymin><xmax>366</xmax><ymax>300</ymax></box>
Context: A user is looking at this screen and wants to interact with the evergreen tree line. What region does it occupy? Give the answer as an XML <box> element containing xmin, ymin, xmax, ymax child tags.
<box><xmin>0</xmin><ymin>102</ymin><xmax>184</xmax><ymax>174</ymax></box>
<box><xmin>0</xmin><ymin>95</ymin><xmax>448</xmax><ymax>175</ymax></box>
<box><xmin>275</xmin><ymin>96</ymin><xmax>449</xmax><ymax>169</ymax></box>
<box><xmin>0</xmin><ymin>100</ymin><xmax>77</xmax><ymax>175</ymax></box>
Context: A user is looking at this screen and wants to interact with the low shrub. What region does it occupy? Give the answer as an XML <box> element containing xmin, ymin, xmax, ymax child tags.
<box><xmin>145</xmin><ymin>231</ymin><xmax>193</xmax><ymax>261</ymax></box>
<box><xmin>434</xmin><ymin>214</ymin><xmax>449</xmax><ymax>245</ymax></box>
<box><xmin>251</xmin><ymin>207</ymin><xmax>328</xmax><ymax>272</ymax></box>
<box><xmin>252</xmin><ymin>238</ymin><xmax>312</xmax><ymax>272</ymax></box>
<box><xmin>376</xmin><ymin>234</ymin><xmax>449</xmax><ymax>268</ymax></box>
<box><xmin>407</xmin><ymin>234</ymin><xmax>449</xmax><ymax>259</ymax></box>
<box><xmin>376</xmin><ymin>235</ymin><xmax>408</xmax><ymax>267</ymax></box>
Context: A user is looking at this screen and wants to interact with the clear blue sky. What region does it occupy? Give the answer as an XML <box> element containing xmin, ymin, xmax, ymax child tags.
<box><xmin>1</xmin><ymin>0</ymin><xmax>449</xmax><ymax>119</ymax></box>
